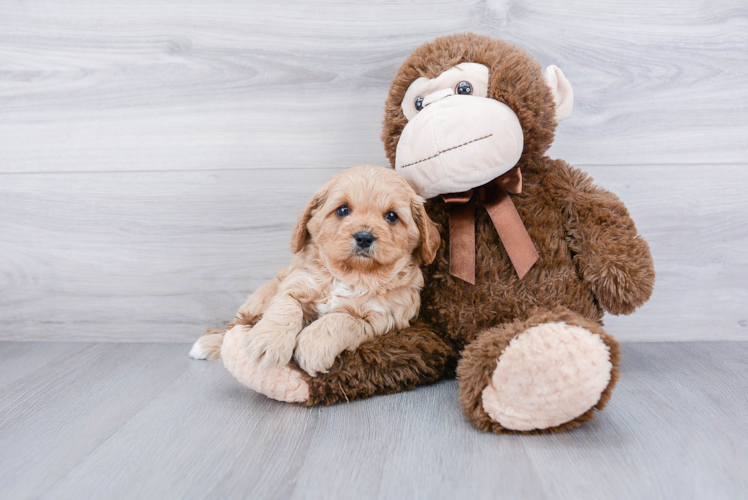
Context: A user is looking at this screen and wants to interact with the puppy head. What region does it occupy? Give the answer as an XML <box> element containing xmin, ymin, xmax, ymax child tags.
<box><xmin>291</xmin><ymin>166</ymin><xmax>440</xmax><ymax>274</ymax></box>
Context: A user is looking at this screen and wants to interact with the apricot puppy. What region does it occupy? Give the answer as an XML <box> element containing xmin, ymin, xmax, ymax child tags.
<box><xmin>190</xmin><ymin>166</ymin><xmax>440</xmax><ymax>376</ymax></box>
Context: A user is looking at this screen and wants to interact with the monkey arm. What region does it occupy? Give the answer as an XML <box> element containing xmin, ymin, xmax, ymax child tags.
<box><xmin>297</xmin><ymin>319</ymin><xmax>457</xmax><ymax>406</ymax></box>
<box><xmin>559</xmin><ymin>164</ymin><xmax>655</xmax><ymax>315</ymax></box>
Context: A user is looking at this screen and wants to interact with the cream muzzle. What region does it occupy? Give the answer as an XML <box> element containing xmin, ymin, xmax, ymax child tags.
<box><xmin>395</xmin><ymin>62</ymin><xmax>574</xmax><ymax>200</ymax></box>
<box><xmin>395</xmin><ymin>63</ymin><xmax>524</xmax><ymax>200</ymax></box>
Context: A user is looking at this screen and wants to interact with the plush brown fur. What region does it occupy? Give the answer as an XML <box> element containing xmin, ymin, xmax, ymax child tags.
<box><xmin>302</xmin><ymin>318</ymin><xmax>458</xmax><ymax>405</ymax></box>
<box><xmin>456</xmin><ymin>307</ymin><xmax>621</xmax><ymax>434</ymax></box>
<box><xmin>296</xmin><ymin>33</ymin><xmax>654</xmax><ymax>433</ymax></box>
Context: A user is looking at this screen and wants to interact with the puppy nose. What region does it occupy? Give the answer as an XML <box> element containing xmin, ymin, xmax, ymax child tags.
<box><xmin>353</xmin><ymin>231</ymin><xmax>376</xmax><ymax>249</ymax></box>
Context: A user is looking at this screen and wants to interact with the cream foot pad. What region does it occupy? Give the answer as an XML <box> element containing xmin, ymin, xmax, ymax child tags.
<box><xmin>222</xmin><ymin>325</ymin><xmax>310</xmax><ymax>403</ymax></box>
<box><xmin>481</xmin><ymin>322</ymin><xmax>612</xmax><ymax>431</ymax></box>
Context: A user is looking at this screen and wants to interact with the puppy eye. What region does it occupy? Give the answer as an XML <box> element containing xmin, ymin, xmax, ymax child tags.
<box><xmin>456</xmin><ymin>81</ymin><xmax>473</xmax><ymax>95</ymax></box>
<box><xmin>385</xmin><ymin>211</ymin><xmax>399</xmax><ymax>223</ymax></box>
<box><xmin>414</xmin><ymin>96</ymin><xmax>424</xmax><ymax>112</ymax></box>
<box><xmin>336</xmin><ymin>204</ymin><xmax>350</xmax><ymax>217</ymax></box>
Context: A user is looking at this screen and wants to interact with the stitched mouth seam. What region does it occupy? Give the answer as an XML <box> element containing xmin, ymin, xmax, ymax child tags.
<box><xmin>400</xmin><ymin>133</ymin><xmax>493</xmax><ymax>169</ymax></box>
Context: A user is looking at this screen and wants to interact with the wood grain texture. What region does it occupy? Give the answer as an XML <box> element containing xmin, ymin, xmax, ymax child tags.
<box><xmin>0</xmin><ymin>168</ymin><xmax>334</xmax><ymax>342</ymax></box>
<box><xmin>0</xmin><ymin>0</ymin><xmax>746</xmax><ymax>174</ymax></box>
<box><xmin>1</xmin><ymin>165</ymin><xmax>746</xmax><ymax>342</ymax></box>
<box><xmin>0</xmin><ymin>341</ymin><xmax>745</xmax><ymax>499</ymax></box>
<box><xmin>0</xmin><ymin>0</ymin><xmax>746</xmax><ymax>342</ymax></box>
<box><xmin>0</xmin><ymin>343</ymin><xmax>189</xmax><ymax>498</ymax></box>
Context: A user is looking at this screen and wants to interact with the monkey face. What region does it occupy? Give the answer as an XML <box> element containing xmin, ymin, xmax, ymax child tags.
<box><xmin>395</xmin><ymin>62</ymin><xmax>524</xmax><ymax>199</ymax></box>
<box><xmin>392</xmin><ymin>53</ymin><xmax>573</xmax><ymax>200</ymax></box>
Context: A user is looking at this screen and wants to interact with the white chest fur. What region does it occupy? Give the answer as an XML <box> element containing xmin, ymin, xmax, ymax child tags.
<box><xmin>315</xmin><ymin>279</ymin><xmax>384</xmax><ymax>317</ymax></box>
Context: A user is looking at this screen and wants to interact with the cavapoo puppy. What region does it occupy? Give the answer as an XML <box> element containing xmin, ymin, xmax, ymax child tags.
<box><xmin>190</xmin><ymin>166</ymin><xmax>440</xmax><ymax>376</ymax></box>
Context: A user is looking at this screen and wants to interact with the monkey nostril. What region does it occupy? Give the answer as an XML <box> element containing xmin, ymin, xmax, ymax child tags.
<box><xmin>353</xmin><ymin>231</ymin><xmax>376</xmax><ymax>249</ymax></box>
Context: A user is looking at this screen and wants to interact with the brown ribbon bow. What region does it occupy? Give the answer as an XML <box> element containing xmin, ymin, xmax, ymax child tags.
<box><xmin>441</xmin><ymin>167</ymin><xmax>539</xmax><ymax>284</ymax></box>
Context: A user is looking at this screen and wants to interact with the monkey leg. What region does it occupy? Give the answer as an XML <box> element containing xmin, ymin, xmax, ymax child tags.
<box><xmin>302</xmin><ymin>319</ymin><xmax>457</xmax><ymax>406</ymax></box>
<box><xmin>222</xmin><ymin>320</ymin><xmax>456</xmax><ymax>406</ymax></box>
<box><xmin>457</xmin><ymin>307</ymin><xmax>620</xmax><ymax>434</ymax></box>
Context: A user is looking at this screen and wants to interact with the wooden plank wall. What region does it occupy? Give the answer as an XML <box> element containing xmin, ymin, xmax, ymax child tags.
<box><xmin>1</xmin><ymin>0</ymin><xmax>746</xmax><ymax>342</ymax></box>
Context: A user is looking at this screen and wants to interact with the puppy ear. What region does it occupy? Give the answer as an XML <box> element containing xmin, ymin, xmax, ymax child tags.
<box><xmin>291</xmin><ymin>184</ymin><xmax>328</xmax><ymax>254</ymax></box>
<box><xmin>411</xmin><ymin>197</ymin><xmax>440</xmax><ymax>264</ymax></box>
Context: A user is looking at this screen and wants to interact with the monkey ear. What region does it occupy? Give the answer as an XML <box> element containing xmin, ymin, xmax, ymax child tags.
<box><xmin>543</xmin><ymin>65</ymin><xmax>574</xmax><ymax>122</ymax></box>
<box><xmin>291</xmin><ymin>184</ymin><xmax>329</xmax><ymax>254</ymax></box>
<box><xmin>411</xmin><ymin>197</ymin><xmax>441</xmax><ymax>264</ymax></box>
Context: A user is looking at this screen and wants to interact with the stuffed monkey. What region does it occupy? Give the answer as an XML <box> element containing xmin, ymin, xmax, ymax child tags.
<box><xmin>220</xmin><ymin>33</ymin><xmax>654</xmax><ymax>434</ymax></box>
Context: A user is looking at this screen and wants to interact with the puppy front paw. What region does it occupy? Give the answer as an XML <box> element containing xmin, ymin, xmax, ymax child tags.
<box><xmin>244</xmin><ymin>319</ymin><xmax>298</xmax><ymax>370</ymax></box>
<box><xmin>295</xmin><ymin>319</ymin><xmax>345</xmax><ymax>376</ymax></box>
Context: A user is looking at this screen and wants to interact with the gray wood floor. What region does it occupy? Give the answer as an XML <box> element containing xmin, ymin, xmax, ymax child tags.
<box><xmin>1</xmin><ymin>0</ymin><xmax>747</xmax><ymax>343</ymax></box>
<box><xmin>0</xmin><ymin>341</ymin><xmax>746</xmax><ymax>500</ymax></box>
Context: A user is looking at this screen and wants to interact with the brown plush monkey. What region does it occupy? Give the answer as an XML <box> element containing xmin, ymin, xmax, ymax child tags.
<box><xmin>221</xmin><ymin>33</ymin><xmax>654</xmax><ymax>434</ymax></box>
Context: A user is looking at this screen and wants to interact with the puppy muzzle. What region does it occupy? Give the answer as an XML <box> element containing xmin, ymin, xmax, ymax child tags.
<box><xmin>395</xmin><ymin>95</ymin><xmax>524</xmax><ymax>200</ymax></box>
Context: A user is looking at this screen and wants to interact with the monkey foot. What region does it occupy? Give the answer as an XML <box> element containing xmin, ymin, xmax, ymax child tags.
<box><xmin>221</xmin><ymin>325</ymin><xmax>310</xmax><ymax>403</ymax></box>
<box><xmin>481</xmin><ymin>321</ymin><xmax>613</xmax><ymax>431</ymax></box>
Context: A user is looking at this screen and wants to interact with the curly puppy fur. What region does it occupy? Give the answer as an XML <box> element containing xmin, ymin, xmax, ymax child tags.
<box><xmin>196</xmin><ymin>166</ymin><xmax>440</xmax><ymax>377</ymax></box>
<box><xmin>296</xmin><ymin>33</ymin><xmax>654</xmax><ymax>433</ymax></box>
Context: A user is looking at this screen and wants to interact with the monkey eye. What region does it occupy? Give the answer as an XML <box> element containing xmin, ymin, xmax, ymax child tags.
<box><xmin>336</xmin><ymin>204</ymin><xmax>350</xmax><ymax>217</ymax></box>
<box><xmin>385</xmin><ymin>211</ymin><xmax>399</xmax><ymax>224</ymax></box>
<box><xmin>414</xmin><ymin>96</ymin><xmax>424</xmax><ymax>111</ymax></box>
<box><xmin>456</xmin><ymin>81</ymin><xmax>473</xmax><ymax>95</ymax></box>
